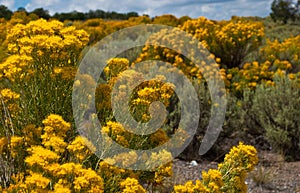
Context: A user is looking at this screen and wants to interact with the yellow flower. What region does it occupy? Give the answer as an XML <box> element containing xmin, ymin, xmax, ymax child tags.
<box><xmin>24</xmin><ymin>172</ymin><xmax>50</xmax><ymax>189</ymax></box>
<box><xmin>53</xmin><ymin>183</ymin><xmax>71</xmax><ymax>193</ymax></box>
<box><xmin>74</xmin><ymin>168</ymin><xmax>104</xmax><ymax>192</ymax></box>
<box><xmin>173</xmin><ymin>180</ymin><xmax>210</xmax><ymax>193</ymax></box>
<box><xmin>25</xmin><ymin>146</ymin><xmax>59</xmax><ymax>168</ymax></box>
<box><xmin>120</xmin><ymin>178</ymin><xmax>146</xmax><ymax>193</ymax></box>
<box><xmin>219</xmin><ymin>142</ymin><xmax>258</xmax><ymax>192</ymax></box>
<box><xmin>10</xmin><ymin>136</ymin><xmax>24</xmax><ymax>157</ymax></box>
<box><xmin>146</xmin><ymin>149</ymin><xmax>173</xmax><ymax>169</ymax></box>
<box><xmin>113</xmin><ymin>151</ymin><xmax>138</xmax><ymax>168</ymax></box>
<box><xmin>67</xmin><ymin>136</ymin><xmax>96</xmax><ymax>162</ymax></box>
<box><xmin>105</xmin><ymin>58</ymin><xmax>129</xmax><ymax>78</ymax></box>
<box><xmin>42</xmin><ymin>114</ymin><xmax>71</xmax><ymax>138</ymax></box>
<box><xmin>288</xmin><ymin>73</ymin><xmax>296</xmax><ymax>80</ymax></box>
<box><xmin>41</xmin><ymin>135</ymin><xmax>67</xmax><ymax>153</ymax></box>
<box><xmin>154</xmin><ymin>163</ymin><xmax>173</xmax><ymax>184</ymax></box>
<box><xmin>202</xmin><ymin>169</ymin><xmax>223</xmax><ymax>193</ymax></box>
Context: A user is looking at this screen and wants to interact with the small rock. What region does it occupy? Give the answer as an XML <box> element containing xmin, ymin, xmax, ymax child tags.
<box><xmin>190</xmin><ymin>160</ymin><xmax>198</xmax><ymax>167</ymax></box>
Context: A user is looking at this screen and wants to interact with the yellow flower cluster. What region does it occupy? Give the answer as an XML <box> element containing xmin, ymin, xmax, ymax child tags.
<box><xmin>226</xmin><ymin>60</ymin><xmax>300</xmax><ymax>95</ymax></box>
<box><xmin>227</xmin><ymin>61</ymin><xmax>274</xmax><ymax>93</ymax></box>
<box><xmin>102</xmin><ymin>120</ymin><xmax>169</xmax><ymax>151</ymax></box>
<box><xmin>7</xmin><ymin>19</ymin><xmax>88</xmax><ymax>55</ymax></box>
<box><xmin>98</xmin><ymin>160</ymin><xmax>138</xmax><ymax>193</ymax></box>
<box><xmin>180</xmin><ymin>16</ymin><xmax>216</xmax><ymax>49</ymax></box>
<box><xmin>180</xmin><ymin>16</ymin><xmax>264</xmax><ymax>68</ymax></box>
<box><xmin>120</xmin><ymin>178</ymin><xmax>147</xmax><ymax>193</ymax></box>
<box><xmin>42</xmin><ymin>114</ymin><xmax>71</xmax><ymax>137</ymax></box>
<box><xmin>0</xmin><ymin>18</ymin><xmax>89</xmax><ymax>82</ymax></box>
<box><xmin>260</xmin><ymin>35</ymin><xmax>300</xmax><ymax>73</ymax></box>
<box><xmin>173</xmin><ymin>180</ymin><xmax>210</xmax><ymax>193</ymax></box>
<box><xmin>214</xmin><ymin>19</ymin><xmax>264</xmax><ymax>68</ymax></box>
<box><xmin>24</xmin><ymin>172</ymin><xmax>51</xmax><ymax>189</ymax></box>
<box><xmin>0</xmin><ymin>54</ymin><xmax>33</xmax><ymax>81</ymax></box>
<box><xmin>22</xmin><ymin>124</ymin><xmax>42</xmax><ymax>146</ymax></box>
<box><xmin>216</xmin><ymin>19</ymin><xmax>264</xmax><ymax>45</ymax></box>
<box><xmin>104</xmin><ymin>58</ymin><xmax>130</xmax><ymax>80</ymax></box>
<box><xmin>105</xmin><ymin>59</ymin><xmax>176</xmax><ymax>124</ymax></box>
<box><xmin>25</xmin><ymin>145</ymin><xmax>60</xmax><ymax>168</ymax></box>
<box><xmin>154</xmin><ymin>163</ymin><xmax>173</xmax><ymax>184</ymax></box>
<box><xmin>202</xmin><ymin>169</ymin><xmax>224</xmax><ymax>192</ymax></box>
<box><xmin>41</xmin><ymin>114</ymin><xmax>70</xmax><ymax>153</ymax></box>
<box><xmin>67</xmin><ymin>136</ymin><xmax>96</xmax><ymax>162</ymax></box>
<box><xmin>9</xmin><ymin>136</ymin><xmax>23</xmax><ymax>158</ymax></box>
<box><xmin>133</xmin><ymin>17</ymin><xmax>264</xmax><ymax>88</ymax></box>
<box><xmin>5</xmin><ymin>114</ymin><xmax>104</xmax><ymax>193</ymax></box>
<box><xmin>0</xmin><ymin>88</ymin><xmax>20</xmax><ymax>114</ymax></box>
<box><xmin>77</xmin><ymin>15</ymin><xmax>152</xmax><ymax>45</ymax></box>
<box><xmin>131</xmin><ymin>79</ymin><xmax>175</xmax><ymax>122</ymax></box>
<box><xmin>218</xmin><ymin>142</ymin><xmax>258</xmax><ymax>192</ymax></box>
<box><xmin>133</xmin><ymin>28</ymin><xmax>210</xmax><ymax>80</ymax></box>
<box><xmin>146</xmin><ymin>149</ymin><xmax>173</xmax><ymax>169</ymax></box>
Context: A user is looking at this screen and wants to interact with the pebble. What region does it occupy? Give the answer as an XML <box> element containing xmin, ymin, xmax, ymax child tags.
<box><xmin>190</xmin><ymin>160</ymin><xmax>198</xmax><ymax>167</ymax></box>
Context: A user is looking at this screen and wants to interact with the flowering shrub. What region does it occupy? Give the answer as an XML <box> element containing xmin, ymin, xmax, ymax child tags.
<box><xmin>226</xmin><ymin>60</ymin><xmax>300</xmax><ymax>96</ymax></box>
<box><xmin>3</xmin><ymin>114</ymin><xmax>104</xmax><ymax>193</ymax></box>
<box><xmin>1</xmin><ymin>12</ymin><xmax>299</xmax><ymax>192</ymax></box>
<box><xmin>0</xmin><ymin>18</ymin><xmax>89</xmax><ymax>127</ymax></box>
<box><xmin>133</xmin><ymin>27</ymin><xmax>223</xmax><ymax>84</ymax></box>
<box><xmin>173</xmin><ymin>142</ymin><xmax>258</xmax><ymax>193</ymax></box>
<box><xmin>0</xmin><ymin>109</ymin><xmax>259</xmax><ymax>192</ymax></box>
<box><xmin>78</xmin><ymin>16</ymin><xmax>151</xmax><ymax>45</ymax></box>
<box><xmin>180</xmin><ymin>16</ymin><xmax>264</xmax><ymax>68</ymax></box>
<box><xmin>259</xmin><ymin>35</ymin><xmax>300</xmax><ymax>72</ymax></box>
<box><xmin>120</xmin><ymin>178</ymin><xmax>146</xmax><ymax>193</ymax></box>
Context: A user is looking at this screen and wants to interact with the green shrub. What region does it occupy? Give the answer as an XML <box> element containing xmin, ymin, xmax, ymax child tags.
<box><xmin>251</xmin><ymin>75</ymin><xmax>300</xmax><ymax>160</ymax></box>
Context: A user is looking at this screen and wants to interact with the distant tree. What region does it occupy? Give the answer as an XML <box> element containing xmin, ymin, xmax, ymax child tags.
<box><xmin>127</xmin><ymin>12</ymin><xmax>139</xmax><ymax>18</ymax></box>
<box><xmin>93</xmin><ymin>9</ymin><xmax>106</xmax><ymax>18</ymax></box>
<box><xmin>270</xmin><ymin>0</ymin><xmax>298</xmax><ymax>24</ymax></box>
<box><xmin>53</xmin><ymin>11</ymin><xmax>85</xmax><ymax>21</ymax></box>
<box><xmin>0</xmin><ymin>5</ymin><xmax>13</xmax><ymax>20</ymax></box>
<box><xmin>30</xmin><ymin>8</ymin><xmax>50</xmax><ymax>19</ymax></box>
<box><xmin>17</xmin><ymin>7</ymin><xmax>27</xmax><ymax>13</ymax></box>
<box><xmin>52</xmin><ymin>9</ymin><xmax>138</xmax><ymax>21</ymax></box>
<box><xmin>297</xmin><ymin>0</ymin><xmax>300</xmax><ymax>19</ymax></box>
<box><xmin>71</xmin><ymin>11</ymin><xmax>85</xmax><ymax>20</ymax></box>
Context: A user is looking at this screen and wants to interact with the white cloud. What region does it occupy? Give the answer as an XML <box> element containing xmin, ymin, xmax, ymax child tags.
<box><xmin>0</xmin><ymin>0</ymin><xmax>15</xmax><ymax>9</ymax></box>
<box><xmin>18</xmin><ymin>0</ymin><xmax>273</xmax><ymax>20</ymax></box>
<box><xmin>25</xmin><ymin>0</ymin><xmax>60</xmax><ymax>13</ymax></box>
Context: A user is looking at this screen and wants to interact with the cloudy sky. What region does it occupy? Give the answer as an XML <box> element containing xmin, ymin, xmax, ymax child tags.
<box><xmin>1</xmin><ymin>0</ymin><xmax>273</xmax><ymax>20</ymax></box>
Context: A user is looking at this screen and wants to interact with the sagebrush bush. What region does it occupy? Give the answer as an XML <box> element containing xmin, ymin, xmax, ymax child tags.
<box><xmin>251</xmin><ymin>75</ymin><xmax>300</xmax><ymax>160</ymax></box>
